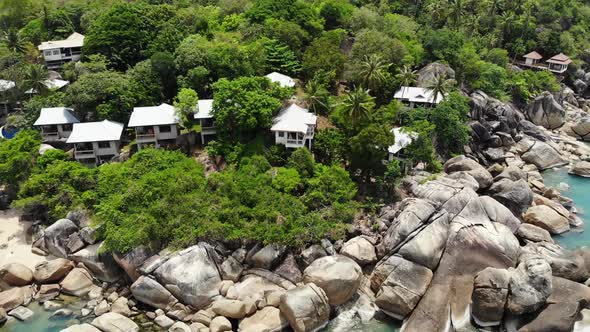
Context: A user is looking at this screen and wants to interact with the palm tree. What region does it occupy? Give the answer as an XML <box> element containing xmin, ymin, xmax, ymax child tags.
<box><xmin>447</xmin><ymin>0</ymin><xmax>464</xmax><ymax>28</ymax></box>
<box><xmin>303</xmin><ymin>79</ymin><xmax>329</xmax><ymax>114</ymax></box>
<box><xmin>2</xmin><ymin>29</ymin><xmax>26</xmax><ymax>54</ymax></box>
<box><xmin>340</xmin><ymin>86</ymin><xmax>375</xmax><ymax>123</ymax></box>
<box><xmin>358</xmin><ymin>54</ymin><xmax>391</xmax><ymax>91</ymax></box>
<box><xmin>22</xmin><ymin>64</ymin><xmax>49</xmax><ymax>95</ymax></box>
<box><xmin>425</xmin><ymin>70</ymin><xmax>456</xmax><ymax>104</ymax></box>
<box><xmin>395</xmin><ymin>65</ymin><xmax>417</xmax><ymax>100</ymax></box>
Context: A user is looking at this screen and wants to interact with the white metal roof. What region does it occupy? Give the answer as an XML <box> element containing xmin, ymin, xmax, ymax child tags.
<box><xmin>66</xmin><ymin>120</ymin><xmax>124</xmax><ymax>143</ymax></box>
<box><xmin>271</xmin><ymin>104</ymin><xmax>316</xmax><ymax>133</ymax></box>
<box><xmin>388</xmin><ymin>127</ymin><xmax>418</xmax><ymax>154</ymax></box>
<box><xmin>38</xmin><ymin>32</ymin><xmax>85</xmax><ymax>51</ymax></box>
<box><xmin>394</xmin><ymin>86</ymin><xmax>444</xmax><ymax>104</ymax></box>
<box><xmin>128</xmin><ymin>103</ymin><xmax>178</xmax><ymax>127</ymax></box>
<box><xmin>194</xmin><ymin>99</ymin><xmax>214</xmax><ymax>119</ymax></box>
<box><xmin>25</xmin><ymin>79</ymin><xmax>70</xmax><ymax>94</ymax></box>
<box><xmin>34</xmin><ymin>107</ymin><xmax>79</xmax><ymax>126</ymax></box>
<box><xmin>265</xmin><ymin>72</ymin><xmax>296</xmax><ymax>88</ymax></box>
<box><xmin>0</xmin><ymin>80</ymin><xmax>15</xmax><ymax>92</ymax></box>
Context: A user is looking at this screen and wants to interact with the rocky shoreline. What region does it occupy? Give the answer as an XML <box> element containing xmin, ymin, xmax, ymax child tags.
<box><xmin>3</xmin><ymin>86</ymin><xmax>590</xmax><ymax>332</ymax></box>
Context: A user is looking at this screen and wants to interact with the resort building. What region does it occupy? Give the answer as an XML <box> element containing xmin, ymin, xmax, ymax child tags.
<box><xmin>25</xmin><ymin>78</ymin><xmax>70</xmax><ymax>95</ymax></box>
<box><xmin>393</xmin><ymin>87</ymin><xmax>444</xmax><ymax>108</ymax></box>
<box><xmin>33</xmin><ymin>107</ymin><xmax>79</xmax><ymax>141</ymax></box>
<box><xmin>128</xmin><ymin>103</ymin><xmax>179</xmax><ymax>149</ymax></box>
<box><xmin>388</xmin><ymin>127</ymin><xmax>418</xmax><ymax>173</ymax></box>
<box><xmin>193</xmin><ymin>99</ymin><xmax>216</xmax><ymax>145</ymax></box>
<box><xmin>0</xmin><ymin>79</ymin><xmax>16</xmax><ymax>115</ymax></box>
<box><xmin>265</xmin><ymin>72</ymin><xmax>296</xmax><ymax>88</ymax></box>
<box><xmin>271</xmin><ymin>104</ymin><xmax>317</xmax><ymax>149</ymax></box>
<box><xmin>38</xmin><ymin>32</ymin><xmax>85</xmax><ymax>69</ymax></box>
<box><xmin>66</xmin><ymin>120</ymin><xmax>124</xmax><ymax>165</ymax></box>
<box><xmin>518</xmin><ymin>51</ymin><xmax>572</xmax><ymax>74</ymax></box>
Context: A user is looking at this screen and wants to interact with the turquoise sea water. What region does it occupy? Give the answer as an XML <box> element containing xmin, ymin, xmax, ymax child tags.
<box><xmin>543</xmin><ymin>167</ymin><xmax>590</xmax><ymax>249</ymax></box>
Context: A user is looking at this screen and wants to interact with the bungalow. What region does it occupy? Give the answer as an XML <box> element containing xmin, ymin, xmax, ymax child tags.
<box><xmin>38</xmin><ymin>32</ymin><xmax>85</xmax><ymax>69</ymax></box>
<box><xmin>522</xmin><ymin>51</ymin><xmax>543</xmax><ymax>67</ymax></box>
<box><xmin>128</xmin><ymin>103</ymin><xmax>179</xmax><ymax>149</ymax></box>
<box><xmin>66</xmin><ymin>120</ymin><xmax>124</xmax><ymax>165</ymax></box>
<box><xmin>0</xmin><ymin>79</ymin><xmax>15</xmax><ymax>115</ymax></box>
<box><xmin>519</xmin><ymin>51</ymin><xmax>572</xmax><ymax>74</ymax></box>
<box><xmin>393</xmin><ymin>87</ymin><xmax>443</xmax><ymax>108</ymax></box>
<box><xmin>546</xmin><ymin>53</ymin><xmax>572</xmax><ymax>74</ymax></box>
<box><xmin>271</xmin><ymin>104</ymin><xmax>317</xmax><ymax>149</ymax></box>
<box><xmin>25</xmin><ymin>78</ymin><xmax>70</xmax><ymax>95</ymax></box>
<box><xmin>265</xmin><ymin>72</ymin><xmax>296</xmax><ymax>88</ymax></box>
<box><xmin>33</xmin><ymin>107</ymin><xmax>79</xmax><ymax>141</ymax></box>
<box><xmin>388</xmin><ymin>127</ymin><xmax>418</xmax><ymax>173</ymax></box>
<box><xmin>193</xmin><ymin>99</ymin><xmax>216</xmax><ymax>145</ymax></box>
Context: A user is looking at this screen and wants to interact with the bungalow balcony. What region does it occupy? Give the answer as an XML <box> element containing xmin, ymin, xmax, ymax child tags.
<box><xmin>41</xmin><ymin>131</ymin><xmax>60</xmax><ymax>141</ymax></box>
<box><xmin>515</xmin><ymin>60</ymin><xmax>568</xmax><ymax>74</ymax></box>
<box><xmin>74</xmin><ymin>149</ymin><xmax>96</xmax><ymax>159</ymax></box>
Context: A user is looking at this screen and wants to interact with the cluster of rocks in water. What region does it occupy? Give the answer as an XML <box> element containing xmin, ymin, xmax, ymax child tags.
<box><xmin>4</xmin><ymin>82</ymin><xmax>590</xmax><ymax>332</ymax></box>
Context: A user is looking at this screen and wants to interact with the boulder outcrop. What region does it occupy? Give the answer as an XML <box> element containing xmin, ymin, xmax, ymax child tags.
<box><xmin>279</xmin><ymin>283</ymin><xmax>330</xmax><ymax>332</ymax></box>
<box><xmin>153</xmin><ymin>244</ymin><xmax>221</xmax><ymax>309</ymax></box>
<box><xmin>302</xmin><ymin>255</ymin><xmax>362</xmax><ymax>306</ymax></box>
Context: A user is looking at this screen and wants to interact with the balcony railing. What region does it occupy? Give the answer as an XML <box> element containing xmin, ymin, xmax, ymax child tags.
<box><xmin>75</xmin><ymin>149</ymin><xmax>96</xmax><ymax>159</ymax></box>
<box><xmin>136</xmin><ymin>133</ymin><xmax>157</xmax><ymax>141</ymax></box>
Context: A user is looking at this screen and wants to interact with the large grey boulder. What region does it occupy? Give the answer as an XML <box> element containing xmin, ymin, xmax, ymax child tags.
<box><xmin>91</xmin><ymin>312</ymin><xmax>139</xmax><ymax>332</ymax></box>
<box><xmin>379</xmin><ymin>198</ymin><xmax>438</xmax><ymax>255</ymax></box>
<box><xmin>302</xmin><ymin>255</ymin><xmax>362</xmax><ymax>306</ymax></box>
<box><xmin>33</xmin><ymin>258</ymin><xmax>75</xmax><ymax>284</ymax></box>
<box><xmin>0</xmin><ymin>287</ymin><xmax>30</xmax><ymax>311</ymax></box>
<box><xmin>479</xmin><ymin>196</ymin><xmax>520</xmax><ymax>233</ymax></box>
<box><xmin>470</xmin><ymin>267</ymin><xmax>510</xmax><ymax>326</ymax></box>
<box><xmin>153</xmin><ymin>244</ymin><xmax>221</xmax><ymax>309</ymax></box>
<box><xmin>60</xmin><ymin>268</ymin><xmax>95</xmax><ymax>297</ymax></box>
<box><xmin>373</xmin><ymin>255</ymin><xmax>433</xmax><ymax>319</ymax></box>
<box><xmin>570</xmin><ymin>161</ymin><xmax>590</xmax><ymax>177</ymax></box>
<box><xmin>416</xmin><ymin>62</ymin><xmax>455</xmax><ymax>87</ymax></box>
<box><xmin>526</xmin><ymin>92</ymin><xmax>566</xmax><ymax>129</ymax></box>
<box><xmin>210</xmin><ymin>299</ymin><xmax>250</xmax><ymax>319</ymax></box>
<box><xmin>521</xmin><ymin>140</ymin><xmax>567</xmax><ymax>170</ymax></box>
<box><xmin>68</xmin><ymin>242</ymin><xmax>123</xmax><ymax>282</ymax></box>
<box><xmin>113</xmin><ymin>246</ymin><xmax>153</xmax><ymax>281</ymax></box>
<box><xmin>41</xmin><ymin>219</ymin><xmax>79</xmax><ymax>258</ymax></box>
<box><xmin>444</xmin><ymin>155</ymin><xmax>493</xmax><ymax>189</ymax></box>
<box><xmin>274</xmin><ymin>254</ymin><xmax>302</xmax><ymax>284</ymax></box>
<box><xmin>247</xmin><ymin>244</ymin><xmax>286</xmax><ymax>270</ymax></box>
<box><xmin>300</xmin><ymin>245</ymin><xmax>327</xmax><ymax>267</ymax></box>
<box><xmin>339</xmin><ymin>236</ymin><xmax>377</xmax><ymax>266</ymax></box>
<box><xmin>522</xmin><ymin>242</ymin><xmax>589</xmax><ymax>282</ymax></box>
<box><xmin>489</xmin><ymin>179</ymin><xmax>533</xmax><ymax>217</ymax></box>
<box><xmin>279</xmin><ymin>283</ymin><xmax>330</xmax><ymax>332</ymax></box>
<box><xmin>523</xmin><ymin>205</ymin><xmax>570</xmax><ymax>234</ymax></box>
<box><xmin>219</xmin><ymin>256</ymin><xmax>243</xmax><ymax>282</ymax></box>
<box><xmin>130</xmin><ymin>276</ymin><xmax>178</xmax><ymax>310</ymax></box>
<box><xmin>238</xmin><ymin>306</ymin><xmax>289</xmax><ymax>332</ymax></box>
<box><xmin>516</xmin><ymin>224</ymin><xmax>554</xmax><ymax>243</ymax></box>
<box><xmin>60</xmin><ymin>323</ymin><xmax>102</xmax><ymax>332</ymax></box>
<box><xmin>0</xmin><ymin>263</ymin><xmax>33</xmax><ymax>287</ymax></box>
<box><xmin>506</xmin><ymin>255</ymin><xmax>552</xmax><ymax>315</ymax></box>
<box><xmin>396</xmin><ymin>211</ymin><xmax>450</xmax><ymax>270</ymax></box>
<box><xmin>566</xmin><ymin>116</ymin><xmax>590</xmax><ymax>141</ymax></box>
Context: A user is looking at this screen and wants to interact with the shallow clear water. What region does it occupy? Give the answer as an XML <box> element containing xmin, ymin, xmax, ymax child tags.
<box><xmin>0</xmin><ymin>302</ymin><xmax>76</xmax><ymax>332</ymax></box>
<box><xmin>543</xmin><ymin>167</ymin><xmax>590</xmax><ymax>249</ymax></box>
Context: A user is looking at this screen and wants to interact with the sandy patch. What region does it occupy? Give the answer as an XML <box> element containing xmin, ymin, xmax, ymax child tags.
<box><xmin>0</xmin><ymin>209</ymin><xmax>48</xmax><ymax>270</ymax></box>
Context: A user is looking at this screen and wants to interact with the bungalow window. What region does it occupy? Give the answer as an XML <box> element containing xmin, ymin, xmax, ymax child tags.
<box><xmin>159</xmin><ymin>125</ymin><xmax>171</xmax><ymax>133</ymax></box>
<box><xmin>62</xmin><ymin>124</ymin><xmax>73</xmax><ymax>131</ymax></box>
<box><xmin>44</xmin><ymin>51</ymin><xmax>52</xmax><ymax>56</ymax></box>
<box><xmin>278</xmin><ymin>132</ymin><xmax>284</xmax><ymax>138</ymax></box>
<box><xmin>98</xmin><ymin>141</ymin><xmax>111</xmax><ymax>149</ymax></box>
<box><xmin>52</xmin><ymin>50</ymin><xmax>60</xmax><ymax>55</ymax></box>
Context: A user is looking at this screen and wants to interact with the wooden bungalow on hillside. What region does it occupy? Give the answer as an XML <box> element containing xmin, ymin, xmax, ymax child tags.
<box><xmin>265</xmin><ymin>72</ymin><xmax>296</xmax><ymax>88</ymax></box>
<box><xmin>193</xmin><ymin>99</ymin><xmax>216</xmax><ymax>145</ymax></box>
<box><xmin>393</xmin><ymin>87</ymin><xmax>444</xmax><ymax>108</ymax></box>
<box><xmin>271</xmin><ymin>104</ymin><xmax>317</xmax><ymax>149</ymax></box>
<box><xmin>38</xmin><ymin>32</ymin><xmax>84</xmax><ymax>69</ymax></box>
<box><xmin>518</xmin><ymin>51</ymin><xmax>571</xmax><ymax>74</ymax></box>
<box><xmin>128</xmin><ymin>103</ymin><xmax>180</xmax><ymax>149</ymax></box>
<box><xmin>33</xmin><ymin>107</ymin><xmax>79</xmax><ymax>141</ymax></box>
<box><xmin>67</xmin><ymin>120</ymin><xmax>124</xmax><ymax>165</ymax></box>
